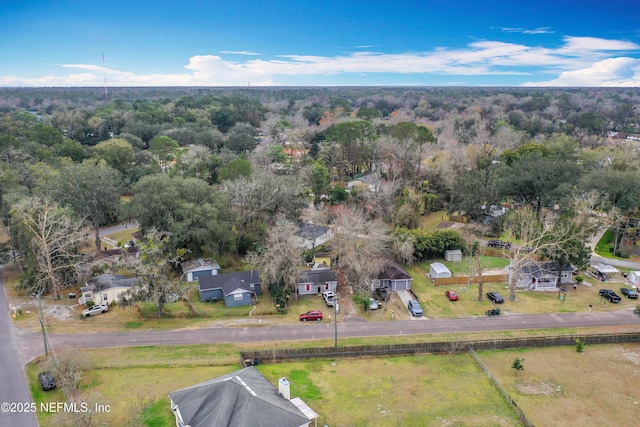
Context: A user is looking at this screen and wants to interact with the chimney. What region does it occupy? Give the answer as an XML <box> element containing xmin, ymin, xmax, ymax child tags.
<box><xmin>278</xmin><ymin>377</ymin><xmax>290</xmax><ymax>400</ymax></box>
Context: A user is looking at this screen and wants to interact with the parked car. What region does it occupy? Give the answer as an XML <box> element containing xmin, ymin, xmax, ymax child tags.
<box><xmin>322</xmin><ymin>290</ymin><xmax>336</xmax><ymax>307</ymax></box>
<box><xmin>599</xmin><ymin>289</ymin><xmax>621</xmax><ymax>303</ymax></box>
<box><xmin>38</xmin><ymin>371</ymin><xmax>56</xmax><ymax>391</ymax></box>
<box><xmin>407</xmin><ymin>300</ymin><xmax>423</xmax><ymax>317</ymax></box>
<box><xmin>487</xmin><ymin>239</ymin><xmax>511</xmax><ymax>249</ymax></box>
<box><xmin>299</xmin><ymin>310</ymin><xmax>323</xmax><ymax>321</ymax></box>
<box><xmin>620</xmin><ymin>288</ymin><xmax>638</xmax><ymax>299</ymax></box>
<box><xmin>486</xmin><ymin>292</ymin><xmax>504</xmax><ymax>304</ymax></box>
<box><xmin>369</xmin><ymin>298</ymin><xmax>380</xmax><ymax>310</ymax></box>
<box><xmin>374</xmin><ymin>288</ymin><xmax>390</xmax><ymax>302</ymax></box>
<box><xmin>445</xmin><ymin>290</ymin><xmax>458</xmax><ymax>301</ymax></box>
<box><xmin>82</xmin><ymin>303</ymin><xmax>109</xmax><ymax>317</ymax></box>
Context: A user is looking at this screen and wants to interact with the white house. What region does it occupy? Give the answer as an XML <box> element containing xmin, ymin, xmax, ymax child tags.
<box><xmin>510</xmin><ymin>261</ymin><xmax>575</xmax><ymax>290</ymax></box>
<box><xmin>79</xmin><ymin>274</ymin><xmax>141</xmax><ymax>305</ymax></box>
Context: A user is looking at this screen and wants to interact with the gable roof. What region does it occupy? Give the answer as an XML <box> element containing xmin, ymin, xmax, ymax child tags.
<box><xmin>181</xmin><ymin>258</ymin><xmax>220</xmax><ymax>274</ymax></box>
<box><xmin>297</xmin><ymin>223</ymin><xmax>329</xmax><ymax>241</ymax></box>
<box><xmin>198</xmin><ymin>271</ymin><xmax>261</xmax><ymax>293</ymax></box>
<box><xmin>168</xmin><ymin>366</ymin><xmax>310</xmax><ymax>427</ymax></box>
<box><xmin>521</xmin><ymin>261</ymin><xmax>576</xmax><ymax>275</ymax></box>
<box><xmin>298</xmin><ymin>268</ymin><xmax>337</xmax><ymax>284</ymax></box>
<box><xmin>81</xmin><ymin>274</ymin><xmax>141</xmax><ymax>293</ymax></box>
<box><xmin>379</xmin><ymin>260</ymin><xmax>412</xmax><ymax>280</ymax></box>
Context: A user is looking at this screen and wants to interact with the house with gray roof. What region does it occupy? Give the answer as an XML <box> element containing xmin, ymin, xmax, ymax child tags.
<box><xmin>373</xmin><ymin>259</ymin><xmax>413</xmax><ymax>291</ymax></box>
<box><xmin>297</xmin><ymin>268</ymin><xmax>337</xmax><ymax>295</ymax></box>
<box><xmin>79</xmin><ymin>274</ymin><xmax>141</xmax><ymax>305</ymax></box>
<box><xmin>198</xmin><ymin>270</ymin><xmax>262</xmax><ymax>307</ymax></box>
<box><xmin>509</xmin><ymin>261</ymin><xmax>575</xmax><ymax>291</ymax></box>
<box><xmin>168</xmin><ymin>366</ymin><xmax>317</xmax><ymax>427</ymax></box>
<box><xmin>181</xmin><ymin>258</ymin><xmax>220</xmax><ymax>282</ymax></box>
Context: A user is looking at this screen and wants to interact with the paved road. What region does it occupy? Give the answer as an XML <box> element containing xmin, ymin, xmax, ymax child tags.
<box><xmin>15</xmin><ymin>308</ymin><xmax>640</xmax><ymax>362</ymax></box>
<box><xmin>0</xmin><ymin>269</ymin><xmax>38</xmax><ymax>427</ymax></box>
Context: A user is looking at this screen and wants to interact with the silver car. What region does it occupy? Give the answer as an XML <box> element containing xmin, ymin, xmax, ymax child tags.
<box><xmin>82</xmin><ymin>304</ymin><xmax>109</xmax><ymax>317</ymax></box>
<box><xmin>407</xmin><ymin>300</ymin><xmax>423</xmax><ymax>317</ymax></box>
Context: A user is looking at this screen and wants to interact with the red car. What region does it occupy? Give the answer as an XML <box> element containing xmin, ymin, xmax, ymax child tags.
<box><xmin>299</xmin><ymin>310</ymin><xmax>323</xmax><ymax>321</ymax></box>
<box><xmin>445</xmin><ymin>290</ymin><xmax>458</xmax><ymax>301</ymax></box>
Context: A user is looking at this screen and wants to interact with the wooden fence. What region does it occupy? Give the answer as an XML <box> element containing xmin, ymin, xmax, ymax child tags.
<box><xmin>240</xmin><ymin>332</ymin><xmax>640</xmax><ymax>366</ymax></box>
<box><xmin>433</xmin><ymin>274</ymin><xmax>508</xmax><ymax>286</ymax></box>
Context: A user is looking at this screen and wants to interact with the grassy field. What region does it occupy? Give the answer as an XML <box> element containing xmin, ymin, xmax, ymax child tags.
<box><xmin>29</xmin><ymin>341</ymin><xmax>640</xmax><ymax>426</ymax></box>
<box><xmin>480</xmin><ymin>343</ymin><xmax>640</xmax><ymax>426</ymax></box>
<box><xmin>28</xmin><ymin>349</ymin><xmax>523</xmax><ymax>427</ymax></box>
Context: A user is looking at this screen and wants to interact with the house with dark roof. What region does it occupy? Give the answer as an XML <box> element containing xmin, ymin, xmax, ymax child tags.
<box><xmin>79</xmin><ymin>274</ymin><xmax>141</xmax><ymax>305</ymax></box>
<box><xmin>168</xmin><ymin>366</ymin><xmax>317</xmax><ymax>427</ymax></box>
<box><xmin>372</xmin><ymin>259</ymin><xmax>412</xmax><ymax>291</ymax></box>
<box><xmin>295</xmin><ymin>222</ymin><xmax>333</xmax><ymax>249</ymax></box>
<box><xmin>198</xmin><ymin>271</ymin><xmax>262</xmax><ymax>307</ymax></box>
<box><xmin>181</xmin><ymin>258</ymin><xmax>220</xmax><ymax>282</ymax></box>
<box><xmin>509</xmin><ymin>261</ymin><xmax>575</xmax><ymax>291</ymax></box>
<box><xmin>297</xmin><ymin>268</ymin><xmax>337</xmax><ymax>295</ymax></box>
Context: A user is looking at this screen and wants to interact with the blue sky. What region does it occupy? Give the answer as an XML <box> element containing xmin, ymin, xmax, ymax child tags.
<box><xmin>1</xmin><ymin>0</ymin><xmax>639</xmax><ymax>87</ymax></box>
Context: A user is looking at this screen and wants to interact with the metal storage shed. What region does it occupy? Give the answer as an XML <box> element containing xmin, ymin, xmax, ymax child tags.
<box><xmin>445</xmin><ymin>250</ymin><xmax>463</xmax><ymax>262</ymax></box>
<box><xmin>430</xmin><ymin>262</ymin><xmax>452</xmax><ymax>279</ymax></box>
<box><xmin>630</xmin><ymin>271</ymin><xmax>640</xmax><ymax>287</ymax></box>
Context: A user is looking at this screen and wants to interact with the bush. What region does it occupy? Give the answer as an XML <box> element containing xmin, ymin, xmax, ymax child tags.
<box><xmin>576</xmin><ymin>338</ymin><xmax>585</xmax><ymax>353</ymax></box>
<box><xmin>575</xmin><ymin>276</ymin><xmax>584</xmax><ymax>283</ymax></box>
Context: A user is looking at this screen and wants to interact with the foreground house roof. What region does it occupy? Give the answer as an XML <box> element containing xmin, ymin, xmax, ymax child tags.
<box><xmin>168</xmin><ymin>366</ymin><xmax>313</xmax><ymax>427</ymax></box>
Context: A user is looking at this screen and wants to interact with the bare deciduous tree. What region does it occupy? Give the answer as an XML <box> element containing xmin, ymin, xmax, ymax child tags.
<box><xmin>332</xmin><ymin>207</ymin><xmax>391</xmax><ymax>296</ymax></box>
<box><xmin>11</xmin><ymin>197</ymin><xmax>89</xmax><ymax>299</ymax></box>
<box><xmin>245</xmin><ymin>223</ymin><xmax>304</xmax><ymax>299</ymax></box>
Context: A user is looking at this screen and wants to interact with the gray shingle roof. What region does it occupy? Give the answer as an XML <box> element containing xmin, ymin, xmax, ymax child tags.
<box><xmin>168</xmin><ymin>366</ymin><xmax>310</xmax><ymax>427</ymax></box>
<box><xmin>298</xmin><ymin>269</ymin><xmax>337</xmax><ymax>284</ymax></box>
<box><xmin>198</xmin><ymin>271</ymin><xmax>261</xmax><ymax>292</ymax></box>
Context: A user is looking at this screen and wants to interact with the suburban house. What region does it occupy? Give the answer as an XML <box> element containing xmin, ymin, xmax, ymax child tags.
<box><xmin>79</xmin><ymin>274</ymin><xmax>141</xmax><ymax>305</ymax></box>
<box><xmin>181</xmin><ymin>258</ymin><xmax>220</xmax><ymax>282</ymax></box>
<box><xmin>168</xmin><ymin>366</ymin><xmax>318</xmax><ymax>427</ymax></box>
<box><xmin>295</xmin><ymin>222</ymin><xmax>333</xmax><ymax>249</ymax></box>
<box><xmin>198</xmin><ymin>271</ymin><xmax>262</xmax><ymax>307</ymax></box>
<box><xmin>297</xmin><ymin>268</ymin><xmax>338</xmax><ymax>295</ymax></box>
<box><xmin>509</xmin><ymin>261</ymin><xmax>576</xmax><ymax>290</ymax></box>
<box><xmin>373</xmin><ymin>260</ymin><xmax>413</xmax><ymax>291</ymax></box>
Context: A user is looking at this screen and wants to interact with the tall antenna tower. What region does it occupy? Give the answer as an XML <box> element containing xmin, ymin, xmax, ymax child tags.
<box><xmin>101</xmin><ymin>36</ymin><xmax>109</xmax><ymax>102</ymax></box>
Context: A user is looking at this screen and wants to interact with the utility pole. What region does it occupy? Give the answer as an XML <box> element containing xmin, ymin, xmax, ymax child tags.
<box><xmin>334</xmin><ymin>297</ymin><xmax>339</xmax><ymax>348</ymax></box>
<box><xmin>37</xmin><ymin>292</ymin><xmax>48</xmax><ymax>357</ymax></box>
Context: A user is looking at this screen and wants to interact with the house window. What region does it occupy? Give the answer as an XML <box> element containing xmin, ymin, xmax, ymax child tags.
<box><xmin>249</xmin><ymin>283</ymin><xmax>254</xmax><ymax>290</ymax></box>
<box><xmin>103</xmin><ymin>293</ymin><xmax>108</xmax><ymax>302</ymax></box>
<box><xmin>324</xmin><ymin>283</ymin><xmax>329</xmax><ymax>290</ymax></box>
<box><xmin>234</xmin><ymin>294</ymin><xmax>243</xmax><ymax>301</ymax></box>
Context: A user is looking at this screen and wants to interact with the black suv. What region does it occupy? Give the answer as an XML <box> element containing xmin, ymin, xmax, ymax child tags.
<box><xmin>599</xmin><ymin>289</ymin><xmax>621</xmax><ymax>303</ymax></box>
<box><xmin>38</xmin><ymin>371</ymin><xmax>56</xmax><ymax>391</ymax></box>
<box><xmin>487</xmin><ymin>240</ymin><xmax>511</xmax><ymax>249</ymax></box>
<box><xmin>620</xmin><ymin>288</ymin><xmax>639</xmax><ymax>299</ymax></box>
<box><xmin>486</xmin><ymin>292</ymin><xmax>504</xmax><ymax>304</ymax></box>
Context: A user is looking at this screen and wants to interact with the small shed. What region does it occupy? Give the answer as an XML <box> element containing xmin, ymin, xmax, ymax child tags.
<box><xmin>444</xmin><ymin>250</ymin><xmax>463</xmax><ymax>262</ymax></box>
<box><xmin>430</xmin><ymin>262</ymin><xmax>452</xmax><ymax>279</ymax></box>
<box><xmin>630</xmin><ymin>271</ymin><xmax>640</xmax><ymax>287</ymax></box>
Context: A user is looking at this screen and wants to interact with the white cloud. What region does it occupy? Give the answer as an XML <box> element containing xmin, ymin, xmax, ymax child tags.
<box><xmin>523</xmin><ymin>57</ymin><xmax>640</xmax><ymax>86</ymax></box>
<box><xmin>219</xmin><ymin>51</ymin><xmax>261</xmax><ymax>55</ymax></box>
<box><xmin>1</xmin><ymin>35</ymin><xmax>639</xmax><ymax>87</ymax></box>
<box><xmin>499</xmin><ymin>27</ymin><xmax>554</xmax><ymax>35</ymax></box>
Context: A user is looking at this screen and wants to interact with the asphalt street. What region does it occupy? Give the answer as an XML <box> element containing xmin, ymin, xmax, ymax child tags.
<box><xmin>0</xmin><ymin>270</ymin><xmax>38</xmax><ymax>427</ymax></box>
<box><xmin>14</xmin><ymin>308</ymin><xmax>640</xmax><ymax>363</ymax></box>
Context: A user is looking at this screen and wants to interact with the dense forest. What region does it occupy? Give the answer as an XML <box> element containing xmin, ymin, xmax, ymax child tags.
<box><xmin>1</xmin><ymin>86</ymin><xmax>639</xmax><ymax>304</ymax></box>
